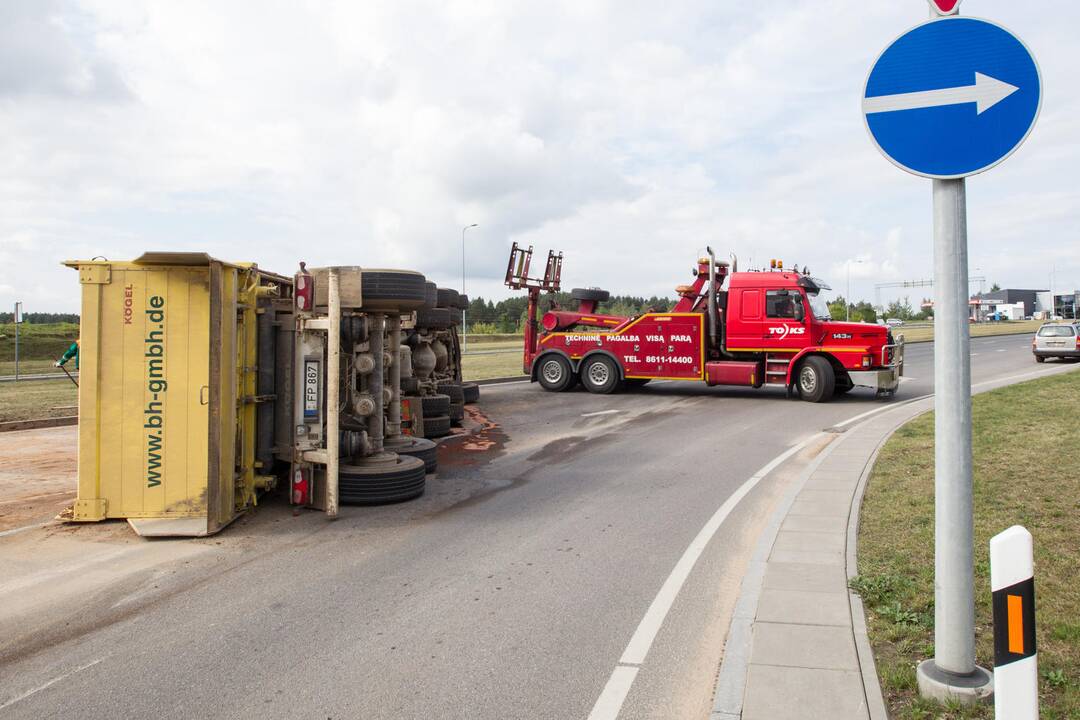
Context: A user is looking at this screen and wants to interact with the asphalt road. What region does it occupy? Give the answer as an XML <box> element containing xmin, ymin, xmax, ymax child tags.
<box><xmin>0</xmin><ymin>334</ymin><xmax>1067</xmax><ymax>720</ymax></box>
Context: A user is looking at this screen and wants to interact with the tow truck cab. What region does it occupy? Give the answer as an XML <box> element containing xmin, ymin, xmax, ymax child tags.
<box><xmin>721</xmin><ymin>270</ymin><xmax>903</xmax><ymax>398</ymax></box>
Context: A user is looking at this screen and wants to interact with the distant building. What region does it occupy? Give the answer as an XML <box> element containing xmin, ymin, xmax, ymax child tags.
<box><xmin>1052</xmin><ymin>292</ymin><xmax>1079</xmax><ymax>319</ymax></box>
<box><xmin>970</xmin><ymin>289</ymin><xmax>1046</xmax><ymax>319</ymax></box>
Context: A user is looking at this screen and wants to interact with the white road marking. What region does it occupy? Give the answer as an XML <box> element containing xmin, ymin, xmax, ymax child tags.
<box><xmin>581</xmin><ymin>409</ymin><xmax>620</xmax><ymax>418</ymax></box>
<box><xmin>997</xmin><ymin>349</ymin><xmax>1007</xmax><ymax>352</ymax></box>
<box><xmin>586</xmin><ymin>666</ymin><xmax>639</xmax><ymax>720</ymax></box>
<box><xmin>0</xmin><ymin>658</ymin><xmax>104</xmax><ymax>711</ymax></box>
<box><xmin>586</xmin><ymin>438</ymin><xmax>816</xmax><ymax>720</ymax></box>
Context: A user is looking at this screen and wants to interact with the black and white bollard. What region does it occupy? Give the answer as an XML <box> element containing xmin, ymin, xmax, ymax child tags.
<box><xmin>991</xmin><ymin>525</ymin><xmax>1038</xmax><ymax>719</ymax></box>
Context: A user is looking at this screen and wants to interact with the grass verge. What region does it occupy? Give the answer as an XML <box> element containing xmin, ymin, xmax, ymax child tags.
<box><xmin>855</xmin><ymin>367</ymin><xmax>1080</xmax><ymax>719</ymax></box>
<box><xmin>0</xmin><ymin>379</ymin><xmax>79</xmax><ymax>423</ymax></box>
<box><xmin>897</xmin><ymin>319</ymin><xmax>1043</xmax><ymax>344</ymax></box>
<box><xmin>0</xmin><ymin>322</ymin><xmax>79</xmax><ymax>376</ymax></box>
<box><xmin>462</xmin><ymin>349</ymin><xmax>526</xmax><ymax>381</ymax></box>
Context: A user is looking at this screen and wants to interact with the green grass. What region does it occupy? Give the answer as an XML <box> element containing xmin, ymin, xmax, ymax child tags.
<box><xmin>896</xmin><ymin>319</ymin><xmax>1043</xmax><ymax>344</ymax></box>
<box><xmin>856</xmin><ymin>369</ymin><xmax>1080</xmax><ymax>719</ymax></box>
<box><xmin>464</xmin><ymin>333</ymin><xmax>523</xmax><ymax>344</ymax></box>
<box><xmin>461</xmin><ymin>348</ymin><xmax>526</xmax><ymax>381</ymax></box>
<box><xmin>0</xmin><ymin>379</ymin><xmax>79</xmax><ymax>423</ymax></box>
<box><xmin>0</xmin><ymin>322</ymin><xmax>79</xmax><ymax>376</ymax></box>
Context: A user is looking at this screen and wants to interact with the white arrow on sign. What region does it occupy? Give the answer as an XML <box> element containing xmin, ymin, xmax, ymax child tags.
<box><xmin>863</xmin><ymin>72</ymin><xmax>1019</xmax><ymax>116</ymax></box>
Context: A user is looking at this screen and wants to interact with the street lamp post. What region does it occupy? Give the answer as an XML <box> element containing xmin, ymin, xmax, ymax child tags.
<box><xmin>461</xmin><ymin>223</ymin><xmax>478</xmax><ymax>353</ymax></box>
<box><xmin>846</xmin><ymin>259</ymin><xmax>863</xmax><ymax>322</ymax></box>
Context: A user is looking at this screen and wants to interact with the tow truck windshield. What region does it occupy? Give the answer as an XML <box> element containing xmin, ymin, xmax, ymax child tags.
<box><xmin>807</xmin><ymin>291</ymin><xmax>831</xmax><ymax>321</ymax></box>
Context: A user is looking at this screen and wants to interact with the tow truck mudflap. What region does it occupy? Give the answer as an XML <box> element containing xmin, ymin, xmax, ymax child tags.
<box><xmin>848</xmin><ymin>337</ymin><xmax>905</xmax><ymax>393</ymax></box>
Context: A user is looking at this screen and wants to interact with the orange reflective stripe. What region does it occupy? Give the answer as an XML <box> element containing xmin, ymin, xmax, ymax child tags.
<box><xmin>1007</xmin><ymin>594</ymin><xmax>1024</xmax><ymax>655</ymax></box>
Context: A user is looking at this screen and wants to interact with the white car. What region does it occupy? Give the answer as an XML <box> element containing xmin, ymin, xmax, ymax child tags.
<box><xmin>1033</xmin><ymin>323</ymin><xmax>1080</xmax><ymax>362</ymax></box>
<box><xmin>884</xmin><ymin>318</ymin><xmax>904</xmax><ymax>328</ymax></box>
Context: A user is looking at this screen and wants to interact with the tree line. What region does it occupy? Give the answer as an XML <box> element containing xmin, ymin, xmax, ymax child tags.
<box><xmin>0</xmin><ymin>312</ymin><xmax>80</xmax><ymax>324</ymax></box>
<box><xmin>825</xmin><ymin>296</ymin><xmax>933</xmax><ymax>323</ymax></box>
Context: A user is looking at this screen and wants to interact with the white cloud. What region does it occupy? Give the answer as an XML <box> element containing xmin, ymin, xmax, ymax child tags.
<box><xmin>1</xmin><ymin>0</ymin><xmax>1078</xmax><ymax>312</ymax></box>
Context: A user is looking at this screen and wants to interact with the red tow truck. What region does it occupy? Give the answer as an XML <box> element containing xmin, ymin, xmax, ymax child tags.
<box><xmin>504</xmin><ymin>244</ymin><xmax>903</xmax><ymax>402</ymax></box>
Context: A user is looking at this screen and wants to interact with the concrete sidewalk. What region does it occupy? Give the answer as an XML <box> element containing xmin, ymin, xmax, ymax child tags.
<box><xmin>712</xmin><ymin>363</ymin><xmax>1080</xmax><ymax>720</ymax></box>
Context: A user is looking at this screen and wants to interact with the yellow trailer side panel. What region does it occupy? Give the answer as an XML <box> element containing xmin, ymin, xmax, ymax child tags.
<box><xmin>67</xmin><ymin>255</ymin><xmax>267</xmax><ymax>535</ymax></box>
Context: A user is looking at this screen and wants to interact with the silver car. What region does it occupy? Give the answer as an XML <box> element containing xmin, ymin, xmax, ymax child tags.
<box><xmin>1033</xmin><ymin>323</ymin><xmax>1080</xmax><ymax>362</ymax></box>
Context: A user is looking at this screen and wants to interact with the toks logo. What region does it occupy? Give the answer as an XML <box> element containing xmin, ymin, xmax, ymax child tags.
<box><xmin>768</xmin><ymin>325</ymin><xmax>806</xmax><ymax>339</ymax></box>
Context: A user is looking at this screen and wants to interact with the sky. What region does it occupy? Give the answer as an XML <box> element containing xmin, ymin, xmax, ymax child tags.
<box><xmin>2</xmin><ymin>0</ymin><xmax>1078</xmax><ymax>314</ymax></box>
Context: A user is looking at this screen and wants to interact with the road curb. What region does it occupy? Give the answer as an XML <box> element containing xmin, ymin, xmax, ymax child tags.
<box><xmin>474</xmin><ymin>376</ymin><xmax>528</xmax><ymax>386</ymax></box>
<box><xmin>846</xmin><ymin>424</ymin><xmax>909</xmax><ymax>720</ymax></box>
<box><xmin>0</xmin><ymin>416</ymin><xmax>78</xmax><ymax>433</ymax></box>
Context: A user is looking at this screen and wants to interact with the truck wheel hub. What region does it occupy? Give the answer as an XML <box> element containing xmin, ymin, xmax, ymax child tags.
<box><xmin>542</xmin><ymin>359</ymin><xmax>564</xmax><ymax>383</ymax></box>
<box><xmin>799</xmin><ymin>366</ymin><xmax>817</xmax><ymax>393</ymax></box>
<box><xmin>588</xmin><ymin>362</ymin><xmax>609</xmax><ymax>386</ymax></box>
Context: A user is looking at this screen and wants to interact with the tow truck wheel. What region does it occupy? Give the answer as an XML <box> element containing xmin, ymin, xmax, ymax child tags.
<box><xmin>580</xmin><ymin>355</ymin><xmax>620</xmax><ymax>395</ymax></box>
<box><xmin>796</xmin><ymin>356</ymin><xmax>835</xmax><ymax>403</ymax></box>
<box><xmin>537</xmin><ymin>355</ymin><xmax>576</xmax><ymax>392</ymax></box>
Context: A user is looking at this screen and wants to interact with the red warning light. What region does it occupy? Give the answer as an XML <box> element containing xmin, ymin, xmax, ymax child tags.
<box><xmin>929</xmin><ymin>0</ymin><xmax>961</xmax><ymax>14</ymax></box>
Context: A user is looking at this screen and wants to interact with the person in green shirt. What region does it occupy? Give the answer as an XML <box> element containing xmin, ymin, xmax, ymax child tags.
<box><xmin>56</xmin><ymin>340</ymin><xmax>79</xmax><ymax>370</ymax></box>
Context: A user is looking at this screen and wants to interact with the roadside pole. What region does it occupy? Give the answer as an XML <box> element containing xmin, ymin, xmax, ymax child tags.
<box><xmin>861</xmin><ymin>0</ymin><xmax>1041</xmax><ymax>703</ymax></box>
<box><xmin>990</xmin><ymin>526</ymin><xmax>1039</xmax><ymax>719</ymax></box>
<box><xmin>462</xmin><ymin>223</ymin><xmax>477</xmax><ymax>354</ymax></box>
<box><xmin>14</xmin><ymin>301</ymin><xmax>21</xmax><ymax>382</ymax></box>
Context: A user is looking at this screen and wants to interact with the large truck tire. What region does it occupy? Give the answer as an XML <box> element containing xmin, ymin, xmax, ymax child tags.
<box><xmin>385</xmin><ymin>435</ymin><xmax>438</xmax><ymax>474</ymax></box>
<box><xmin>401</xmin><ymin>376</ymin><xmax>420</xmax><ymax>395</ymax></box>
<box><xmin>797</xmin><ymin>356</ymin><xmax>835</xmax><ymax>403</ymax></box>
<box><xmin>415</xmin><ymin>307</ymin><xmax>453</xmax><ymax>329</ymax></box>
<box><xmin>462</xmin><ymin>382</ymin><xmax>480</xmax><ymax>404</ymax></box>
<box><xmin>436</xmin><ymin>382</ymin><xmax>465</xmax><ymax>404</ymax></box>
<box><xmin>423</xmin><ymin>282</ymin><xmax>438</xmax><ymax>309</ymax></box>
<box><xmin>358</xmin><ymin>269</ymin><xmax>428</xmax><ymax>313</ymax></box>
<box><xmin>571</xmin><ymin>288</ymin><xmax>610</xmax><ymax>302</ymax></box>
<box><xmin>580</xmin><ymin>355</ymin><xmax>621</xmax><ymax>394</ymax></box>
<box><xmin>449</xmin><ymin>401</ymin><xmax>465</xmax><ymax>426</ymax></box>
<box><xmin>338</xmin><ymin>455</ymin><xmax>426</xmax><ymax>504</ymax></box>
<box><xmin>436</xmin><ymin>287</ymin><xmax>461</xmax><ymax>309</ymax></box>
<box><xmin>423</xmin><ymin>414</ymin><xmax>452</xmax><ymax>438</ymax></box>
<box><xmin>536</xmin><ymin>354</ymin><xmax>577</xmax><ymax>392</ymax></box>
<box><xmin>421</xmin><ymin>393</ymin><xmax>451</xmax><ymax>417</ymax></box>
<box><xmin>455</xmin><ymin>293</ymin><xmax>469</xmax><ymax>309</ymax></box>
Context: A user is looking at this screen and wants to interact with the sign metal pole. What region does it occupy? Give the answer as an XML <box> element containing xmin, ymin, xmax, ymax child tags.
<box><xmin>915</xmin><ymin>4</ymin><xmax>993</xmax><ymax>702</ymax></box>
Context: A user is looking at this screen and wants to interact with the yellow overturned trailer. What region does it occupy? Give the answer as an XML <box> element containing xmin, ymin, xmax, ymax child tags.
<box><xmin>64</xmin><ymin>253</ymin><xmax>291</xmax><ymax>537</ymax></box>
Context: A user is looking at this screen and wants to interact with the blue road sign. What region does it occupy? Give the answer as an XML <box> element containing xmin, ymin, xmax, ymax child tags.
<box><xmin>863</xmin><ymin>17</ymin><xmax>1041</xmax><ymax>179</ymax></box>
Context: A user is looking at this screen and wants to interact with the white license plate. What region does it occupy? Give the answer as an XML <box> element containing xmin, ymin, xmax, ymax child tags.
<box><xmin>304</xmin><ymin>360</ymin><xmax>320</xmax><ymax>418</ymax></box>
